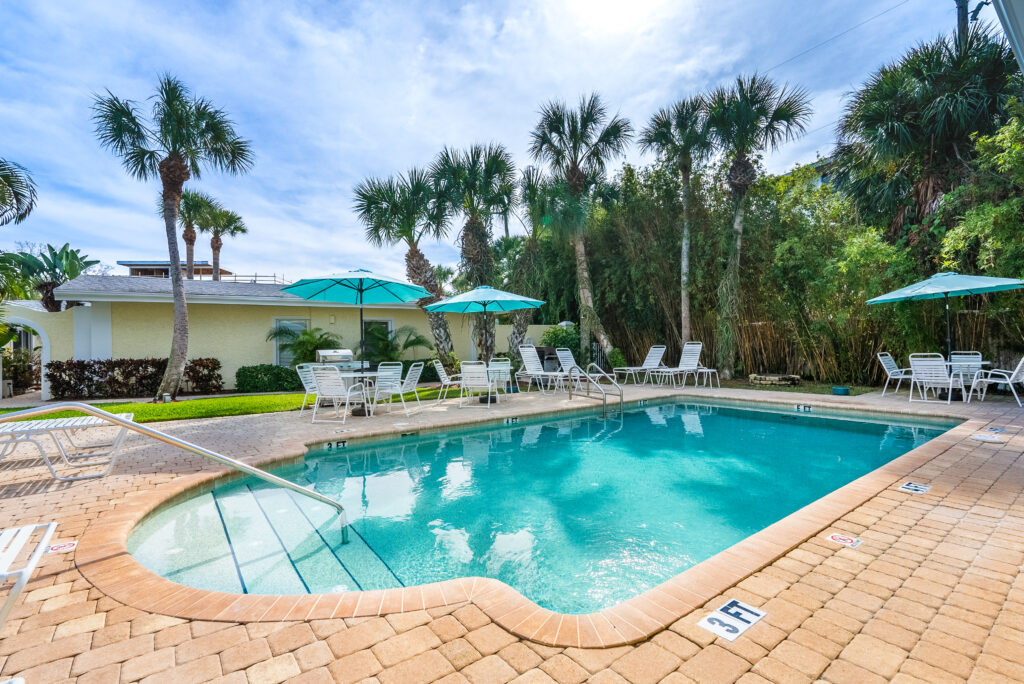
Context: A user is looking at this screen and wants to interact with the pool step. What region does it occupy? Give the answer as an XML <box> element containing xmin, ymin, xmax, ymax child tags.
<box><xmin>213</xmin><ymin>484</ymin><xmax>401</xmax><ymax>595</ymax></box>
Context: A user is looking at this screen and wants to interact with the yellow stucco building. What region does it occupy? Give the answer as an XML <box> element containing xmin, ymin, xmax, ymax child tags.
<box><xmin>8</xmin><ymin>276</ymin><xmax>549</xmax><ymax>399</ymax></box>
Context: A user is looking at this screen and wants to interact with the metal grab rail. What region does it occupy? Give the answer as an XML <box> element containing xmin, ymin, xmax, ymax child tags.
<box><xmin>0</xmin><ymin>402</ymin><xmax>349</xmax><ymax>543</ymax></box>
<box><xmin>567</xmin><ymin>364</ymin><xmax>624</xmax><ymax>418</ymax></box>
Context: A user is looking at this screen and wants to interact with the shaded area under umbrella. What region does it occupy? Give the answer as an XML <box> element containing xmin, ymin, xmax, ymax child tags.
<box><xmin>866</xmin><ymin>272</ymin><xmax>1024</xmax><ymax>357</ymax></box>
<box><xmin>425</xmin><ymin>285</ymin><xmax>544</xmax><ymax>359</ymax></box>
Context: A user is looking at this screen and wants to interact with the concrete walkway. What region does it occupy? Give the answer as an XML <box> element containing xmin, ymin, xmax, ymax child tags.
<box><xmin>0</xmin><ymin>386</ymin><xmax>1022</xmax><ymax>683</ymax></box>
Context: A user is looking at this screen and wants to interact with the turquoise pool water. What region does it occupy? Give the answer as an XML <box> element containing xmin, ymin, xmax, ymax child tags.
<box><xmin>128</xmin><ymin>401</ymin><xmax>953</xmax><ymax>613</ymax></box>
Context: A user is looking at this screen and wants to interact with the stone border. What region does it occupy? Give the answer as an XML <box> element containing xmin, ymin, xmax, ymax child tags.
<box><xmin>74</xmin><ymin>395</ymin><xmax>982</xmax><ymax>648</ymax></box>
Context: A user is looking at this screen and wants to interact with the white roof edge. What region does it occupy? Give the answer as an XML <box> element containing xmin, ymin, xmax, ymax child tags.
<box><xmin>53</xmin><ymin>290</ymin><xmax>420</xmax><ymax>309</ymax></box>
<box><xmin>994</xmin><ymin>0</ymin><xmax>1024</xmax><ymax>71</ymax></box>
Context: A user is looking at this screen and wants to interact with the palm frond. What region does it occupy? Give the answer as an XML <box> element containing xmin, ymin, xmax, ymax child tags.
<box><xmin>91</xmin><ymin>92</ymin><xmax>158</xmax><ymax>180</ymax></box>
<box><xmin>0</xmin><ymin>158</ymin><xmax>38</xmax><ymax>226</ymax></box>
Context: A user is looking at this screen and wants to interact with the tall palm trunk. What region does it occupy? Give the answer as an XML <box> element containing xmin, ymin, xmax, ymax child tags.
<box><xmin>211</xmin><ymin>235</ymin><xmax>222</xmax><ymax>281</ymax></box>
<box><xmin>157</xmin><ymin>155</ymin><xmax>190</xmax><ymax>400</ymax></box>
<box><xmin>679</xmin><ymin>168</ymin><xmax>692</xmax><ymax>343</ymax></box>
<box><xmin>573</xmin><ymin>235</ymin><xmax>614</xmax><ymax>361</ymax></box>
<box><xmin>183</xmin><ymin>223</ymin><xmax>197</xmax><ymax>279</ymax></box>
<box><xmin>507</xmin><ymin>309</ymin><xmax>534</xmax><ymax>357</ymax></box>
<box><xmin>717</xmin><ymin>192</ymin><xmax>745</xmax><ymax>379</ymax></box>
<box><xmin>461</xmin><ymin>214</ymin><xmax>495</xmax><ymax>359</ymax></box>
<box><xmin>405</xmin><ymin>242</ymin><xmax>455</xmax><ymax>369</ymax></box>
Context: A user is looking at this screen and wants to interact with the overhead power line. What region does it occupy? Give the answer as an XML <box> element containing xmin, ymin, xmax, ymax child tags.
<box><xmin>763</xmin><ymin>0</ymin><xmax>912</xmax><ymax>74</ymax></box>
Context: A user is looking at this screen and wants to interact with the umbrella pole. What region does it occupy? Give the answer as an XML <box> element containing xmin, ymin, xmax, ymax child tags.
<box><xmin>359</xmin><ymin>306</ymin><xmax>365</xmax><ymax>365</ymax></box>
<box><xmin>945</xmin><ymin>294</ymin><xmax>952</xmax><ymax>358</ymax></box>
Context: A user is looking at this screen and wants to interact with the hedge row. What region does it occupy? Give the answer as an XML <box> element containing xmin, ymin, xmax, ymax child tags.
<box><xmin>45</xmin><ymin>358</ymin><xmax>223</xmax><ymax>399</ymax></box>
<box><xmin>234</xmin><ymin>359</ymin><xmax>440</xmax><ymax>394</ymax></box>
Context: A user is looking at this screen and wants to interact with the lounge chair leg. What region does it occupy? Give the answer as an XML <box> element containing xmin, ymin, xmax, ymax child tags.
<box><xmin>1012</xmin><ymin>383</ymin><xmax>1022</xmax><ymax>407</ymax></box>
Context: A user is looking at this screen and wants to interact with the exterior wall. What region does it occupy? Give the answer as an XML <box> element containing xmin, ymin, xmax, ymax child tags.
<box><xmin>15</xmin><ymin>299</ymin><xmax>559</xmax><ymax>392</ymax></box>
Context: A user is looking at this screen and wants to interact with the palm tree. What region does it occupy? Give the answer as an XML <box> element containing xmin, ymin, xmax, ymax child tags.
<box><xmin>353</xmin><ymin>168</ymin><xmax>455</xmax><ymax>365</ymax></box>
<box><xmin>705</xmin><ymin>74</ymin><xmax>812</xmax><ymax>378</ymax></box>
<box><xmin>92</xmin><ymin>75</ymin><xmax>253</xmax><ymax>399</ymax></box>
<box><xmin>506</xmin><ymin>166</ymin><xmax>550</xmax><ymax>354</ymax></box>
<box><xmin>200</xmin><ymin>208</ymin><xmax>247</xmax><ymax>280</ymax></box>
<box><xmin>529</xmin><ymin>93</ymin><xmax>632</xmax><ymax>361</ymax></box>
<box><xmin>178</xmin><ymin>190</ymin><xmax>220</xmax><ymax>279</ymax></box>
<box><xmin>265</xmin><ymin>326</ymin><xmax>342</xmax><ymax>366</ymax></box>
<box><xmin>640</xmin><ymin>96</ymin><xmax>713</xmax><ymax>343</ymax></box>
<box><xmin>2</xmin><ymin>243</ymin><xmax>98</xmax><ymax>311</ymax></box>
<box><xmin>831</xmin><ymin>25</ymin><xmax>1017</xmax><ymax>249</ymax></box>
<box><xmin>431</xmin><ymin>144</ymin><xmax>515</xmax><ymax>360</ymax></box>
<box><xmin>0</xmin><ymin>158</ymin><xmax>38</xmax><ymax>226</ymax></box>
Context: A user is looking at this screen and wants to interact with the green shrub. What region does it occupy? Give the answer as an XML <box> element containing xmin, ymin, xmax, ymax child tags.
<box><xmin>235</xmin><ymin>364</ymin><xmax>303</xmax><ymax>393</ymax></box>
<box><xmin>400</xmin><ymin>359</ymin><xmax>439</xmax><ymax>383</ymax></box>
<box><xmin>184</xmin><ymin>358</ymin><xmax>224</xmax><ymax>394</ymax></box>
<box><xmin>608</xmin><ymin>348</ymin><xmax>627</xmax><ymax>370</ymax></box>
<box><xmin>540</xmin><ymin>323</ymin><xmax>580</xmax><ymax>353</ymax></box>
<box><xmin>2</xmin><ymin>348</ymin><xmax>38</xmax><ymax>393</ymax></box>
<box><xmin>45</xmin><ymin>357</ymin><xmax>223</xmax><ymax>399</ymax></box>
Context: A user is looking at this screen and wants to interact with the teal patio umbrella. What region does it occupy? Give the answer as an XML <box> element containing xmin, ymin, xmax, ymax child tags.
<box><xmin>866</xmin><ymin>272</ymin><xmax>1024</xmax><ymax>357</ymax></box>
<box><xmin>425</xmin><ymin>286</ymin><xmax>544</xmax><ymax>359</ymax></box>
<box><xmin>283</xmin><ymin>269</ymin><xmax>431</xmax><ymax>360</ymax></box>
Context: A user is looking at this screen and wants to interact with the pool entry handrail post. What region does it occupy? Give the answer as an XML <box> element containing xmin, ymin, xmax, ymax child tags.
<box><xmin>0</xmin><ymin>402</ymin><xmax>350</xmax><ymax>544</ymax></box>
<box><xmin>567</xmin><ymin>364</ymin><xmax>624</xmax><ymax>418</ymax></box>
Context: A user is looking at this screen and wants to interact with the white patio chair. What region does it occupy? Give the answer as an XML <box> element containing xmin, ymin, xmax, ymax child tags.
<box><xmin>908</xmin><ymin>353</ymin><xmax>966</xmax><ymax>404</ymax></box>
<box><xmin>968</xmin><ymin>356</ymin><xmax>1024</xmax><ymax>407</ymax></box>
<box><xmin>877</xmin><ymin>352</ymin><xmax>912</xmax><ymax>396</ymax></box>
<box><xmin>515</xmin><ymin>346</ymin><xmax>567</xmax><ymax>394</ymax></box>
<box><xmin>649</xmin><ymin>342</ymin><xmax>703</xmax><ymax>387</ymax></box>
<box><xmin>460</xmin><ymin>361</ymin><xmax>498</xmax><ymax>407</ymax></box>
<box><xmin>949</xmin><ymin>351</ymin><xmax>983</xmax><ymax>384</ymax></box>
<box><xmin>613</xmin><ymin>345</ymin><xmax>666</xmax><ymax>384</ymax></box>
<box><xmin>311</xmin><ymin>366</ymin><xmax>366</xmax><ymax>423</ymax></box>
<box><xmin>374</xmin><ymin>362</ymin><xmax>424</xmax><ymax>415</ymax></box>
<box><xmin>1</xmin><ymin>522</ymin><xmax>57</xmax><ymax>627</ymax></box>
<box><xmin>488</xmin><ymin>357</ymin><xmax>513</xmax><ymax>394</ymax></box>
<box><xmin>295</xmin><ymin>363</ymin><xmax>324</xmax><ymax>414</ymax></box>
<box><xmin>432</xmin><ymin>360</ymin><xmax>461</xmax><ymax>403</ymax></box>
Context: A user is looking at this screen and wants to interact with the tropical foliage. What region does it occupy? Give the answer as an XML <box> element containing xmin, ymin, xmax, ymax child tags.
<box><xmin>265</xmin><ymin>326</ymin><xmax>342</xmax><ymax>366</ymax></box>
<box><xmin>200</xmin><ymin>207</ymin><xmax>247</xmax><ymax>280</ymax></box>
<box><xmin>1</xmin><ymin>243</ymin><xmax>99</xmax><ymax>311</ymax></box>
<box><xmin>92</xmin><ymin>74</ymin><xmax>253</xmax><ymax>398</ymax></box>
<box><xmin>359</xmin><ymin>324</ymin><xmax>433</xmax><ymax>363</ymax></box>
<box><xmin>0</xmin><ymin>158</ymin><xmax>37</xmax><ymax>226</ymax></box>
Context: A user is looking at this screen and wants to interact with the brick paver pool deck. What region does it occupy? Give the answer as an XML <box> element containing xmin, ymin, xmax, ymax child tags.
<box><xmin>1</xmin><ymin>386</ymin><xmax>1022</xmax><ymax>683</ymax></box>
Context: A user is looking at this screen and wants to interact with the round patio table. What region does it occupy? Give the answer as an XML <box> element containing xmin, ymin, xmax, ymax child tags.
<box><xmin>337</xmin><ymin>370</ymin><xmax>378</xmax><ymax>416</ymax></box>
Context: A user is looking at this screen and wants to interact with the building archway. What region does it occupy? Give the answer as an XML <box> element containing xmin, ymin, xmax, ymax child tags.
<box><xmin>4</xmin><ymin>315</ymin><xmax>51</xmax><ymax>400</ymax></box>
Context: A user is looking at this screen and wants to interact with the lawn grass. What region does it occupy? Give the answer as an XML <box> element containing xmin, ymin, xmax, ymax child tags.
<box><xmin>0</xmin><ymin>388</ymin><xmax>444</xmax><ymax>423</ymax></box>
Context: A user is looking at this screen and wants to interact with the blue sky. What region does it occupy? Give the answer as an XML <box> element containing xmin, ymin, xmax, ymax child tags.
<box><xmin>0</xmin><ymin>1</ymin><xmax>1000</xmax><ymax>280</ymax></box>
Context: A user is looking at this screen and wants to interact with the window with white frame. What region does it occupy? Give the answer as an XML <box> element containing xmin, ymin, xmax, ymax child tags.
<box><xmin>273</xmin><ymin>317</ymin><xmax>309</xmax><ymax>367</ymax></box>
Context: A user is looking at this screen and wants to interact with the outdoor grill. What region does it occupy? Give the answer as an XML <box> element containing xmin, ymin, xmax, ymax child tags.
<box><xmin>315</xmin><ymin>349</ymin><xmax>354</xmax><ymax>363</ymax></box>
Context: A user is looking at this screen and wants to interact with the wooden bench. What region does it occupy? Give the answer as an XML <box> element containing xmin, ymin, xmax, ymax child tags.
<box><xmin>0</xmin><ymin>522</ymin><xmax>57</xmax><ymax>627</ymax></box>
<box><xmin>0</xmin><ymin>414</ymin><xmax>133</xmax><ymax>481</ymax></box>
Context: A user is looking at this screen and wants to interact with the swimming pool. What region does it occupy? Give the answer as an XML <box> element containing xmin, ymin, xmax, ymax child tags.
<box><xmin>128</xmin><ymin>401</ymin><xmax>954</xmax><ymax>614</ymax></box>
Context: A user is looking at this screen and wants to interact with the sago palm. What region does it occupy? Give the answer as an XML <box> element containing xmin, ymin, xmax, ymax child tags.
<box><xmin>529</xmin><ymin>93</ymin><xmax>631</xmax><ymax>361</ymax></box>
<box><xmin>831</xmin><ymin>24</ymin><xmax>1018</xmax><ymax>248</ymax></box>
<box><xmin>93</xmin><ymin>74</ymin><xmax>253</xmax><ymax>398</ymax></box>
<box><xmin>178</xmin><ymin>190</ymin><xmax>220</xmax><ymax>279</ymax></box>
<box><xmin>200</xmin><ymin>208</ymin><xmax>247</xmax><ymax>281</ymax></box>
<box><xmin>640</xmin><ymin>96</ymin><xmax>712</xmax><ymax>343</ymax></box>
<box><xmin>431</xmin><ymin>144</ymin><xmax>515</xmax><ymax>360</ymax></box>
<box><xmin>706</xmin><ymin>74</ymin><xmax>811</xmax><ymax>378</ymax></box>
<box><xmin>0</xmin><ymin>158</ymin><xmax>37</xmax><ymax>226</ymax></box>
<box><xmin>353</xmin><ymin>167</ymin><xmax>455</xmax><ymax>365</ymax></box>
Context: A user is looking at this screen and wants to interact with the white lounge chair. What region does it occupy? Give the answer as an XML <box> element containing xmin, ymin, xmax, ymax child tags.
<box><xmin>968</xmin><ymin>356</ymin><xmax>1024</xmax><ymax>407</ymax></box>
<box><xmin>460</xmin><ymin>361</ymin><xmax>498</xmax><ymax>407</ymax></box>
<box><xmin>877</xmin><ymin>352</ymin><xmax>912</xmax><ymax>396</ymax></box>
<box><xmin>554</xmin><ymin>348</ymin><xmax>586</xmax><ymax>390</ymax></box>
<box><xmin>374</xmin><ymin>362</ymin><xmax>424</xmax><ymax>415</ymax></box>
<box><xmin>909</xmin><ymin>353</ymin><xmax>966</xmax><ymax>404</ymax></box>
<box><xmin>649</xmin><ymin>342</ymin><xmax>703</xmax><ymax>387</ymax></box>
<box><xmin>0</xmin><ymin>414</ymin><xmax>134</xmax><ymax>481</ymax></box>
<box><xmin>432</xmin><ymin>360</ymin><xmax>461</xmax><ymax>402</ymax></box>
<box><xmin>613</xmin><ymin>345</ymin><xmax>666</xmax><ymax>384</ymax></box>
<box><xmin>310</xmin><ymin>366</ymin><xmax>366</xmax><ymax>423</ymax></box>
<box><xmin>1</xmin><ymin>522</ymin><xmax>57</xmax><ymax>627</ymax></box>
<box><xmin>516</xmin><ymin>346</ymin><xmax>567</xmax><ymax>394</ymax></box>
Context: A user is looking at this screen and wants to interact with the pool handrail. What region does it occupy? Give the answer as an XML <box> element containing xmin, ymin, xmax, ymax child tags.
<box><xmin>0</xmin><ymin>402</ymin><xmax>350</xmax><ymax>543</ymax></box>
<box><xmin>568</xmin><ymin>364</ymin><xmax>624</xmax><ymax>418</ymax></box>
